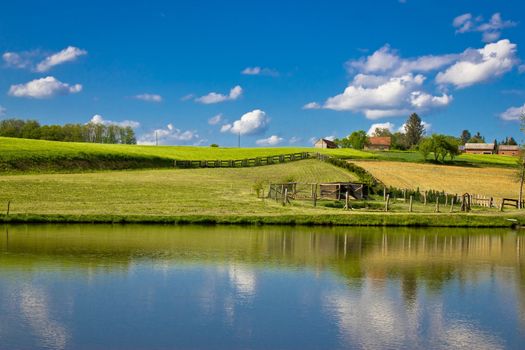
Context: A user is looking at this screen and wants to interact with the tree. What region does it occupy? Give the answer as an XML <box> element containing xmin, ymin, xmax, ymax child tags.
<box><xmin>372</xmin><ymin>128</ymin><xmax>392</xmax><ymax>137</ymax></box>
<box><xmin>347</xmin><ymin>130</ymin><xmax>368</xmax><ymax>149</ymax></box>
<box><xmin>418</xmin><ymin>138</ymin><xmax>433</xmax><ymax>160</ymax></box>
<box><xmin>467</xmin><ymin>131</ymin><xmax>485</xmax><ymax>143</ymax></box>
<box><xmin>460</xmin><ymin>130</ymin><xmax>471</xmax><ymax>145</ymax></box>
<box><xmin>404</xmin><ymin>113</ymin><xmax>425</xmax><ymax>147</ymax></box>
<box><xmin>391</xmin><ymin>132</ymin><xmax>409</xmax><ymax>150</ymax></box>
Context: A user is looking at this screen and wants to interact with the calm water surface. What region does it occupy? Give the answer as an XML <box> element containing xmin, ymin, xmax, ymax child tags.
<box><xmin>0</xmin><ymin>224</ymin><xmax>524</xmax><ymax>350</ymax></box>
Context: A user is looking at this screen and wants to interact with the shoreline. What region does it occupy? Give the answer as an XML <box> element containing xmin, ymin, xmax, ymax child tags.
<box><xmin>0</xmin><ymin>213</ymin><xmax>521</xmax><ymax>228</ymax></box>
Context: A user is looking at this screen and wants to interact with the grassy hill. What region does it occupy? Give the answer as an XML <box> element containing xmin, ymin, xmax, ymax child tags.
<box><xmin>0</xmin><ymin>137</ymin><xmax>373</xmax><ymax>173</ymax></box>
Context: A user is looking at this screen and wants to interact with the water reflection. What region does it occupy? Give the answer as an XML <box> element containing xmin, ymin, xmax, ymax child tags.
<box><xmin>0</xmin><ymin>224</ymin><xmax>524</xmax><ymax>349</ymax></box>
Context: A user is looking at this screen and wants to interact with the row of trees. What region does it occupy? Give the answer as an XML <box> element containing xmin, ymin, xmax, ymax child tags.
<box><xmin>334</xmin><ymin>113</ymin><xmax>427</xmax><ymax>151</ymax></box>
<box><xmin>459</xmin><ymin>130</ymin><xmax>517</xmax><ymax>146</ymax></box>
<box><xmin>0</xmin><ymin>118</ymin><xmax>137</xmax><ymax>144</ymax></box>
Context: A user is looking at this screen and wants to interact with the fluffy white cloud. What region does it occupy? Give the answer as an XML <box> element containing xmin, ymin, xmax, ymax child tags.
<box><xmin>347</xmin><ymin>45</ymin><xmax>458</xmax><ymax>76</ymax></box>
<box><xmin>36</xmin><ymin>46</ymin><xmax>87</xmax><ymax>72</ymax></box>
<box><xmin>453</xmin><ymin>13</ymin><xmax>516</xmax><ymax>43</ymax></box>
<box><xmin>133</xmin><ymin>93</ymin><xmax>162</xmax><ymax>102</ymax></box>
<box><xmin>256</xmin><ymin>135</ymin><xmax>284</xmax><ymax>146</ymax></box>
<box><xmin>220</xmin><ymin>109</ymin><xmax>269</xmax><ymax>135</ymax></box>
<box><xmin>436</xmin><ymin>39</ymin><xmax>518</xmax><ymax>88</ymax></box>
<box><xmin>241</xmin><ymin>67</ymin><xmax>279</xmax><ymax>77</ymax></box>
<box><xmin>89</xmin><ymin>114</ymin><xmax>140</xmax><ymax>128</ymax></box>
<box><xmin>499</xmin><ymin>103</ymin><xmax>525</xmax><ymax>121</ymax></box>
<box><xmin>138</xmin><ymin>123</ymin><xmax>200</xmax><ymax>145</ymax></box>
<box><xmin>324</xmin><ymin>73</ymin><xmax>452</xmax><ymax>119</ymax></box>
<box><xmin>8</xmin><ymin>76</ymin><xmax>82</xmax><ymax>99</ymax></box>
<box><xmin>208</xmin><ymin>113</ymin><xmax>223</xmax><ymax>125</ymax></box>
<box><xmin>367</xmin><ymin>122</ymin><xmax>395</xmax><ymax>136</ymax></box>
<box><xmin>195</xmin><ymin>85</ymin><xmax>243</xmax><ymax>104</ymax></box>
<box><xmin>303</xmin><ymin>102</ymin><xmax>321</xmax><ymax>110</ymax></box>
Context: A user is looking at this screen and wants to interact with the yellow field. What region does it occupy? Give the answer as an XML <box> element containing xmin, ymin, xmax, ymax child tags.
<box><xmin>352</xmin><ymin>160</ymin><xmax>518</xmax><ymax>199</ymax></box>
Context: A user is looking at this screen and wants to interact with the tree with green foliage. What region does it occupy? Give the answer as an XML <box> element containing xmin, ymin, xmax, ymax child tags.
<box><xmin>372</xmin><ymin>128</ymin><xmax>392</xmax><ymax>137</ymax></box>
<box><xmin>418</xmin><ymin>137</ymin><xmax>433</xmax><ymax>160</ymax></box>
<box><xmin>404</xmin><ymin>113</ymin><xmax>425</xmax><ymax>147</ymax></box>
<box><xmin>467</xmin><ymin>131</ymin><xmax>485</xmax><ymax>143</ymax></box>
<box><xmin>460</xmin><ymin>130</ymin><xmax>471</xmax><ymax>144</ymax></box>
<box><xmin>347</xmin><ymin>130</ymin><xmax>368</xmax><ymax>149</ymax></box>
<box><xmin>0</xmin><ymin>118</ymin><xmax>137</xmax><ymax>144</ymax></box>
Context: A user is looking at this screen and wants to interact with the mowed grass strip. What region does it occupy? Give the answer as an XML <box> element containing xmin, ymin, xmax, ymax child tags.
<box><xmin>351</xmin><ymin>160</ymin><xmax>518</xmax><ymax>199</ymax></box>
<box><xmin>0</xmin><ymin>160</ymin><xmax>357</xmax><ymax>216</ymax></box>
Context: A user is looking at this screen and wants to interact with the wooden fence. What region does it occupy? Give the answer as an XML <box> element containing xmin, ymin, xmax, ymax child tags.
<box><xmin>173</xmin><ymin>152</ymin><xmax>312</xmax><ymax>168</ymax></box>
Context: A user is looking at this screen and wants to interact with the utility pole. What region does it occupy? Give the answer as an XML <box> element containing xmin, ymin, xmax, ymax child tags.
<box><xmin>155</xmin><ymin>131</ymin><xmax>158</xmax><ymax>146</ymax></box>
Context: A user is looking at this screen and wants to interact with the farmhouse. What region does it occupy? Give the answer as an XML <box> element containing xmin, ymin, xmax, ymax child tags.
<box><xmin>365</xmin><ymin>136</ymin><xmax>391</xmax><ymax>151</ymax></box>
<box><xmin>497</xmin><ymin>145</ymin><xmax>520</xmax><ymax>156</ymax></box>
<box><xmin>314</xmin><ymin>138</ymin><xmax>337</xmax><ymax>149</ymax></box>
<box><xmin>463</xmin><ymin>143</ymin><xmax>495</xmax><ymax>154</ymax></box>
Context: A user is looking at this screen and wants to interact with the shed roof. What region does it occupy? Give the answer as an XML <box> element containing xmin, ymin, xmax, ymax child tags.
<box><xmin>368</xmin><ymin>136</ymin><xmax>391</xmax><ymax>146</ymax></box>
<box><xmin>316</xmin><ymin>138</ymin><xmax>337</xmax><ymax>147</ymax></box>
<box><xmin>498</xmin><ymin>145</ymin><xmax>520</xmax><ymax>151</ymax></box>
<box><xmin>464</xmin><ymin>143</ymin><xmax>495</xmax><ymax>150</ymax></box>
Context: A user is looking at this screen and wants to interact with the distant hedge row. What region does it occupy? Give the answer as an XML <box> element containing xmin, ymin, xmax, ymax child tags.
<box><xmin>0</xmin><ymin>118</ymin><xmax>136</xmax><ymax>144</ymax></box>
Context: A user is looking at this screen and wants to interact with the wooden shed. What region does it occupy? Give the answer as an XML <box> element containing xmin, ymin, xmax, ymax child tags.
<box><xmin>497</xmin><ymin>145</ymin><xmax>520</xmax><ymax>156</ymax></box>
<box><xmin>464</xmin><ymin>143</ymin><xmax>495</xmax><ymax>154</ymax></box>
<box><xmin>365</xmin><ymin>137</ymin><xmax>391</xmax><ymax>151</ymax></box>
<box><xmin>319</xmin><ymin>182</ymin><xmax>369</xmax><ymax>200</ymax></box>
<box><xmin>314</xmin><ymin>138</ymin><xmax>337</xmax><ymax>149</ymax></box>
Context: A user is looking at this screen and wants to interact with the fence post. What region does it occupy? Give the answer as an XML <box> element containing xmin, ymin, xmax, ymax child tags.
<box><xmin>385</xmin><ymin>194</ymin><xmax>390</xmax><ymax>212</ymax></box>
<box><xmin>423</xmin><ymin>192</ymin><xmax>427</xmax><ymax>205</ymax></box>
<box><xmin>345</xmin><ymin>191</ymin><xmax>350</xmax><ymax>211</ymax></box>
<box><xmin>450</xmin><ymin>198</ymin><xmax>454</xmax><ymax>213</ymax></box>
<box><xmin>409</xmin><ymin>196</ymin><xmax>413</xmax><ymax>212</ymax></box>
<box><xmin>435</xmin><ymin>198</ymin><xmax>440</xmax><ymax>213</ymax></box>
<box><xmin>383</xmin><ymin>186</ymin><xmax>386</xmax><ymax>201</ymax></box>
<box><xmin>6</xmin><ymin>201</ymin><xmax>10</xmax><ymax>216</ymax></box>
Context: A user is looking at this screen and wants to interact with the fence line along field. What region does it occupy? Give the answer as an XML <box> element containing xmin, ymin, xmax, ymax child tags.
<box><xmin>351</xmin><ymin>160</ymin><xmax>518</xmax><ymax>200</ymax></box>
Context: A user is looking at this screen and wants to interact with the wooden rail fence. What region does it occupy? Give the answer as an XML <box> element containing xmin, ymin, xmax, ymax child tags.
<box><xmin>173</xmin><ymin>152</ymin><xmax>312</xmax><ymax>168</ymax></box>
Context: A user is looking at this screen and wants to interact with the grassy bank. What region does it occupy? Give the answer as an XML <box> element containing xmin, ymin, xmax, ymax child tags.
<box><xmin>0</xmin><ymin>212</ymin><xmax>521</xmax><ymax>227</ymax></box>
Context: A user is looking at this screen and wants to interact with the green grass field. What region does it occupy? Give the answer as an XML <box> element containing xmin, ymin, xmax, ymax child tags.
<box><xmin>0</xmin><ymin>137</ymin><xmax>374</xmax><ymax>173</ymax></box>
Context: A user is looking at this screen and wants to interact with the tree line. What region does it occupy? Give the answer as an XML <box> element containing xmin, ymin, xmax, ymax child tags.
<box><xmin>334</xmin><ymin>113</ymin><xmax>519</xmax><ymax>163</ymax></box>
<box><xmin>0</xmin><ymin>118</ymin><xmax>137</xmax><ymax>144</ymax></box>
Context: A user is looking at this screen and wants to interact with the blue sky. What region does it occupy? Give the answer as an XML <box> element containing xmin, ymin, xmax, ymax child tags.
<box><xmin>0</xmin><ymin>0</ymin><xmax>524</xmax><ymax>146</ymax></box>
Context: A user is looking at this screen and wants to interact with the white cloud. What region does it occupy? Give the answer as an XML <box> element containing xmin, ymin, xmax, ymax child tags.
<box><xmin>133</xmin><ymin>93</ymin><xmax>162</xmax><ymax>102</ymax></box>
<box><xmin>195</xmin><ymin>85</ymin><xmax>243</xmax><ymax>104</ymax></box>
<box><xmin>289</xmin><ymin>136</ymin><xmax>302</xmax><ymax>144</ymax></box>
<box><xmin>241</xmin><ymin>66</ymin><xmax>279</xmax><ymax>77</ymax></box>
<box><xmin>8</xmin><ymin>76</ymin><xmax>82</xmax><ymax>99</ymax></box>
<box><xmin>180</xmin><ymin>93</ymin><xmax>195</xmax><ymax>101</ymax></box>
<box><xmin>347</xmin><ymin>45</ymin><xmax>458</xmax><ymax>76</ymax></box>
<box><xmin>499</xmin><ymin>103</ymin><xmax>525</xmax><ymax>121</ymax></box>
<box><xmin>453</xmin><ymin>13</ymin><xmax>517</xmax><ymax>43</ymax></box>
<box><xmin>436</xmin><ymin>39</ymin><xmax>518</xmax><ymax>88</ymax></box>
<box><xmin>324</xmin><ymin>73</ymin><xmax>452</xmax><ymax>119</ymax></box>
<box><xmin>2</xmin><ymin>51</ymin><xmax>35</xmax><ymax>69</ymax></box>
<box><xmin>256</xmin><ymin>135</ymin><xmax>284</xmax><ymax>146</ymax></box>
<box><xmin>303</xmin><ymin>102</ymin><xmax>321</xmax><ymax>110</ymax></box>
<box><xmin>89</xmin><ymin>114</ymin><xmax>140</xmax><ymax>128</ymax></box>
<box><xmin>367</xmin><ymin>122</ymin><xmax>395</xmax><ymax>136</ymax></box>
<box><xmin>208</xmin><ymin>113</ymin><xmax>223</xmax><ymax>125</ymax></box>
<box><xmin>325</xmin><ymin>135</ymin><xmax>336</xmax><ymax>141</ymax></box>
<box><xmin>36</xmin><ymin>46</ymin><xmax>87</xmax><ymax>72</ymax></box>
<box><xmin>220</xmin><ymin>109</ymin><xmax>269</xmax><ymax>135</ymax></box>
<box><xmin>138</xmin><ymin>123</ymin><xmax>200</xmax><ymax>145</ymax></box>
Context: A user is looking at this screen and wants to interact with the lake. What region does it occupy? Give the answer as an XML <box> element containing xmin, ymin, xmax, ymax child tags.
<box><xmin>0</xmin><ymin>224</ymin><xmax>524</xmax><ymax>349</ymax></box>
